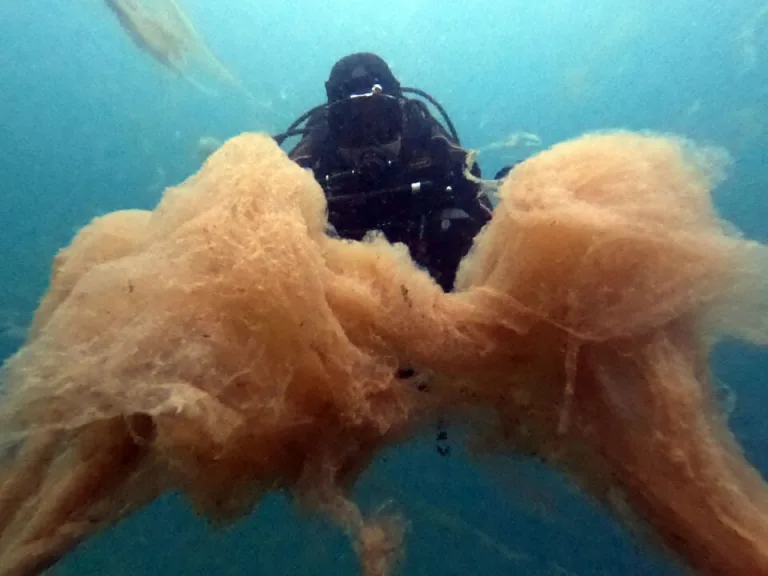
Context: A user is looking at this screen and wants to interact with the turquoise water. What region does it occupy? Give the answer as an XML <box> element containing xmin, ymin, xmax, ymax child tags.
<box><xmin>1</xmin><ymin>1</ymin><xmax>767</xmax><ymax>574</ymax></box>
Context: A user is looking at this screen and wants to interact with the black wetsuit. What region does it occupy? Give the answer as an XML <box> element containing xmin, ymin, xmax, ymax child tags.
<box><xmin>288</xmin><ymin>98</ymin><xmax>493</xmax><ymax>291</ymax></box>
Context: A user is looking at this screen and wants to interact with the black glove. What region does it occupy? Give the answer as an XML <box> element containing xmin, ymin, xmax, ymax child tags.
<box><xmin>494</xmin><ymin>164</ymin><xmax>517</xmax><ymax>180</ymax></box>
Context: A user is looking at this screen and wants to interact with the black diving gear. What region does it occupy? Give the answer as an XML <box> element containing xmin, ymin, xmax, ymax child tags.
<box><xmin>328</xmin><ymin>86</ymin><xmax>404</xmax><ymax>151</ymax></box>
<box><xmin>272</xmin><ymin>52</ymin><xmax>492</xmax><ymax>292</ymax></box>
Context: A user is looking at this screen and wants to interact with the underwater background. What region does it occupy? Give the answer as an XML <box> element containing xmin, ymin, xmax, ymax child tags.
<box><xmin>1</xmin><ymin>0</ymin><xmax>767</xmax><ymax>574</ymax></box>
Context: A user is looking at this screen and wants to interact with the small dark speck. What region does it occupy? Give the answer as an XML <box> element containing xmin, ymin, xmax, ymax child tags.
<box><xmin>202</xmin><ymin>333</ymin><xmax>211</xmax><ymax>339</ymax></box>
<box><xmin>128</xmin><ymin>281</ymin><xmax>134</xmax><ymax>293</ymax></box>
<box><xmin>400</xmin><ymin>284</ymin><xmax>412</xmax><ymax>307</ymax></box>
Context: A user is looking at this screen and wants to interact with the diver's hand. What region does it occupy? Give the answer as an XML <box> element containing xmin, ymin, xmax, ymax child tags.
<box><xmin>493</xmin><ymin>164</ymin><xmax>516</xmax><ymax>180</ymax></box>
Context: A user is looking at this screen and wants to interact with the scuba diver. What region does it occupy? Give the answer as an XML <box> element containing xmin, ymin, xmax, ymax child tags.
<box><xmin>274</xmin><ymin>53</ymin><xmax>504</xmax><ymax>457</ymax></box>
<box><xmin>273</xmin><ymin>52</ymin><xmax>495</xmax><ymax>293</ymax></box>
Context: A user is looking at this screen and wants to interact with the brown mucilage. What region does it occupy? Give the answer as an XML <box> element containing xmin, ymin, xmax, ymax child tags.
<box><xmin>103</xmin><ymin>0</ymin><xmax>257</xmax><ymax>102</ymax></box>
<box><xmin>0</xmin><ymin>131</ymin><xmax>767</xmax><ymax>576</ymax></box>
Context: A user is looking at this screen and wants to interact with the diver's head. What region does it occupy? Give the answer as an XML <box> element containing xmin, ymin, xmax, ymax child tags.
<box><xmin>324</xmin><ymin>53</ymin><xmax>404</xmax><ymax>170</ymax></box>
<box><xmin>325</xmin><ymin>53</ymin><xmax>402</xmax><ymax>102</ymax></box>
